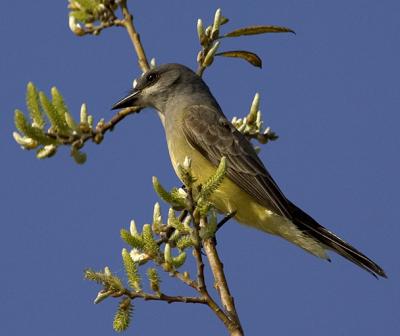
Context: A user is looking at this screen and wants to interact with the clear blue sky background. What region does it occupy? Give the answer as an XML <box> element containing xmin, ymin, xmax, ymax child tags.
<box><xmin>1</xmin><ymin>1</ymin><xmax>399</xmax><ymax>335</ymax></box>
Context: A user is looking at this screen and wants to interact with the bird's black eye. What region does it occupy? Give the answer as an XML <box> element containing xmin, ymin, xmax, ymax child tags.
<box><xmin>146</xmin><ymin>73</ymin><xmax>157</xmax><ymax>83</ymax></box>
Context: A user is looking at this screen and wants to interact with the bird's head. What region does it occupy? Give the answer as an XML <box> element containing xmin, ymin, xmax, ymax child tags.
<box><xmin>111</xmin><ymin>63</ymin><xmax>199</xmax><ymax>112</ymax></box>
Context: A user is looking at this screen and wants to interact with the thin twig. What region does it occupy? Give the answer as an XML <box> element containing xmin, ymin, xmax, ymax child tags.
<box><xmin>167</xmin><ymin>268</ymin><xmax>198</xmax><ymax>290</ymax></box>
<box><xmin>122</xmin><ymin>290</ymin><xmax>207</xmax><ymax>304</ymax></box>
<box><xmin>187</xmin><ymin>187</ymin><xmax>207</xmax><ymax>293</ymax></box>
<box><xmin>46</xmin><ymin>107</ymin><xmax>140</xmax><ymax>147</ymax></box>
<box><xmin>119</xmin><ymin>0</ymin><xmax>150</xmax><ymax>72</ymax></box>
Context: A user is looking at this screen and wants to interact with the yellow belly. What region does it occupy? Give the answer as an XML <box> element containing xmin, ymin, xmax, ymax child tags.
<box><xmin>167</xmin><ymin>133</ymin><xmax>327</xmax><ymax>259</ymax></box>
<box><xmin>168</xmin><ymin>134</ymin><xmax>286</xmax><ymax>234</ymax></box>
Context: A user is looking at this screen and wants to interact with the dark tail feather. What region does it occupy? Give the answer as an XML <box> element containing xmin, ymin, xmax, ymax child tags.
<box><xmin>287</xmin><ymin>201</ymin><xmax>387</xmax><ymax>279</ymax></box>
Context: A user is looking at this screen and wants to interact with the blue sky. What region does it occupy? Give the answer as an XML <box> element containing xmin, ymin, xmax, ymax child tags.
<box><xmin>1</xmin><ymin>1</ymin><xmax>399</xmax><ymax>335</ymax></box>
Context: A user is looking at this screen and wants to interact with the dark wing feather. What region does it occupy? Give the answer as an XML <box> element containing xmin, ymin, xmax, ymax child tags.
<box><xmin>287</xmin><ymin>201</ymin><xmax>387</xmax><ymax>278</ymax></box>
<box><xmin>182</xmin><ymin>105</ymin><xmax>387</xmax><ymax>278</ymax></box>
<box><xmin>182</xmin><ymin>104</ymin><xmax>291</xmax><ymax>219</ymax></box>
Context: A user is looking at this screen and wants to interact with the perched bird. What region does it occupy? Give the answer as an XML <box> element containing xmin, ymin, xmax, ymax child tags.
<box><xmin>112</xmin><ymin>63</ymin><xmax>386</xmax><ymax>278</ymax></box>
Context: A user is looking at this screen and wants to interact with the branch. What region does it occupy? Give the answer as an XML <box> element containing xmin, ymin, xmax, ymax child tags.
<box><xmin>119</xmin><ymin>0</ymin><xmax>150</xmax><ymax>72</ymax></box>
<box><xmin>46</xmin><ymin>106</ymin><xmax>140</xmax><ymax>147</ymax></box>
<box><xmin>121</xmin><ymin>290</ymin><xmax>207</xmax><ymax>305</ymax></box>
<box><xmin>202</xmin><ymin>218</ymin><xmax>243</xmax><ymax>335</ymax></box>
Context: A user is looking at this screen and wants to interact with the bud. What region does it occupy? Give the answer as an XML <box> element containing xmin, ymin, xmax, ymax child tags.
<box><xmin>130</xmin><ymin>248</ymin><xmax>150</xmax><ymax>264</ymax></box>
<box><xmin>167</xmin><ymin>208</ymin><xmax>175</xmax><ymax>226</ymax></box>
<box><xmin>177</xmin><ymin>187</ymin><xmax>187</xmax><ymax>198</ymax></box>
<box><xmin>96</xmin><ymin>118</ymin><xmax>105</xmax><ymax>130</ymax></box>
<box><xmin>68</xmin><ymin>1</ymin><xmax>81</xmax><ymax>11</ymax></box>
<box><xmin>80</xmin><ymin>103</ymin><xmax>88</xmax><ymax>124</ymax></box>
<box><xmin>196</xmin><ymin>50</ymin><xmax>204</xmax><ymax>64</ymax></box>
<box><xmin>153</xmin><ymin>203</ymin><xmax>161</xmax><ymax>222</ymax></box>
<box><xmin>211</xmin><ymin>8</ymin><xmax>222</xmax><ymax>39</ymax></box>
<box><xmin>164</xmin><ymin>243</ymin><xmax>172</xmax><ymax>264</ymax></box>
<box><xmin>93</xmin><ymin>133</ymin><xmax>104</xmax><ymax>144</ymax></box>
<box><xmin>94</xmin><ymin>289</ymin><xmax>112</xmax><ymax>304</ymax></box>
<box><xmin>87</xmin><ymin>115</ymin><xmax>93</xmax><ymax>128</ymax></box>
<box><xmin>205</xmin><ymin>25</ymin><xmax>212</xmax><ymax>37</ymax></box>
<box><xmin>197</xmin><ymin>19</ymin><xmax>207</xmax><ymax>45</ymax></box>
<box><xmin>203</xmin><ymin>41</ymin><xmax>220</xmax><ymax>66</ymax></box>
<box><xmin>36</xmin><ymin>144</ymin><xmax>57</xmax><ymax>159</ymax></box>
<box><xmin>130</xmin><ymin>219</ymin><xmax>139</xmax><ymax>236</ymax></box>
<box><xmin>65</xmin><ymin>112</ymin><xmax>77</xmax><ymax>130</ymax></box>
<box><xmin>256</xmin><ymin>111</ymin><xmax>262</xmax><ymax>128</ymax></box>
<box><xmin>68</xmin><ymin>16</ymin><xmax>85</xmax><ymax>36</ymax></box>
<box><xmin>183</xmin><ymin>156</ymin><xmax>192</xmax><ymax>169</ymax></box>
<box><xmin>248</xmin><ymin>92</ymin><xmax>260</xmax><ymax>123</ymax></box>
<box><xmin>13</xmin><ymin>132</ymin><xmax>38</xmax><ymax>149</ymax></box>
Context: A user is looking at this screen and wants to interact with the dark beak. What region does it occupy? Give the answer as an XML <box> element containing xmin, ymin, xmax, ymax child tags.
<box><xmin>111</xmin><ymin>89</ymin><xmax>140</xmax><ymax>110</ymax></box>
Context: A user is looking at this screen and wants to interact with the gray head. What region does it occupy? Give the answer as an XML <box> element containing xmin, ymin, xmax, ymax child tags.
<box><xmin>112</xmin><ymin>63</ymin><xmax>219</xmax><ymax>114</ymax></box>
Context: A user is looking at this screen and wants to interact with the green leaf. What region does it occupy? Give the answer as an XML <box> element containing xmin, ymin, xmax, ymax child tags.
<box><xmin>199</xmin><ymin>209</ymin><xmax>218</xmax><ymax>240</ymax></box>
<box><xmin>26</xmin><ymin>82</ymin><xmax>45</xmax><ymax>129</ymax></box>
<box><xmin>220</xmin><ymin>16</ymin><xmax>229</xmax><ymax>25</ymax></box>
<box><xmin>171</xmin><ymin>251</ymin><xmax>187</xmax><ymax>268</ymax></box>
<box><xmin>224</xmin><ymin>25</ymin><xmax>295</xmax><ymax>37</ymax></box>
<box><xmin>152</xmin><ymin>176</ymin><xmax>186</xmax><ymax>209</ymax></box>
<box><xmin>122</xmin><ymin>249</ymin><xmax>141</xmax><ymax>292</ymax></box>
<box><xmin>70</xmin><ymin>10</ymin><xmax>91</xmax><ymax>23</ymax></box>
<box><xmin>142</xmin><ymin>224</ymin><xmax>159</xmax><ymax>258</ymax></box>
<box><xmin>147</xmin><ymin>268</ymin><xmax>161</xmax><ymax>293</ymax></box>
<box><xmin>167</xmin><ymin>208</ymin><xmax>188</xmax><ymax>234</ymax></box>
<box><xmin>113</xmin><ymin>297</ymin><xmax>133</xmax><ymax>332</ymax></box>
<box><xmin>12</xmin><ymin>132</ymin><xmax>38</xmax><ymax>149</ymax></box>
<box><xmin>176</xmin><ymin>235</ymin><xmax>194</xmax><ymax>251</ymax></box>
<box><xmin>177</xmin><ymin>163</ymin><xmax>196</xmax><ymax>187</ymax></box>
<box><xmin>71</xmin><ymin>147</ymin><xmax>87</xmax><ymax>164</ymax></box>
<box><xmin>36</xmin><ymin>145</ymin><xmax>57</xmax><ymax>159</ymax></box>
<box><xmin>216</xmin><ymin>50</ymin><xmax>262</xmax><ymax>68</ymax></box>
<box><xmin>75</xmin><ymin>0</ymin><xmax>97</xmax><ymax>11</ymax></box>
<box><xmin>152</xmin><ymin>202</ymin><xmax>162</xmax><ymax>233</ymax></box>
<box><xmin>39</xmin><ymin>92</ymin><xmax>69</xmax><ymax>134</ymax></box>
<box><xmin>84</xmin><ymin>268</ymin><xmax>124</xmax><ymax>292</ymax></box>
<box><xmin>120</xmin><ymin>229</ymin><xmax>144</xmax><ymax>249</ymax></box>
<box><xmin>51</xmin><ymin>87</ymin><xmax>78</xmax><ymax>133</ymax></box>
<box><xmin>197</xmin><ymin>157</ymin><xmax>227</xmax><ymax>202</ymax></box>
<box><xmin>14</xmin><ymin>109</ymin><xmax>55</xmax><ymax>145</ymax></box>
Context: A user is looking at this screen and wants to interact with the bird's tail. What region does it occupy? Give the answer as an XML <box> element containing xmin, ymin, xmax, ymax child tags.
<box><xmin>287</xmin><ymin>201</ymin><xmax>387</xmax><ymax>278</ymax></box>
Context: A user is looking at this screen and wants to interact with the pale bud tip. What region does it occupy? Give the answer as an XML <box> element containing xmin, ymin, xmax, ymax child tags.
<box><xmin>183</xmin><ymin>156</ymin><xmax>192</xmax><ymax>169</ymax></box>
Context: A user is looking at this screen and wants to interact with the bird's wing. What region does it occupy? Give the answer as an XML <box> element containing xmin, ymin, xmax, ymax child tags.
<box><xmin>182</xmin><ymin>104</ymin><xmax>291</xmax><ymax>219</ymax></box>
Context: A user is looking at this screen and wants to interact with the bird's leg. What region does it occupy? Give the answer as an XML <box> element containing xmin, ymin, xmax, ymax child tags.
<box><xmin>217</xmin><ymin>211</ymin><xmax>237</xmax><ymax>232</ymax></box>
<box><xmin>211</xmin><ymin>211</ymin><xmax>237</xmax><ymax>247</ymax></box>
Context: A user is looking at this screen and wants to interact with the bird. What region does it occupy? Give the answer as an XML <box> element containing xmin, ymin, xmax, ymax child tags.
<box><xmin>112</xmin><ymin>63</ymin><xmax>386</xmax><ymax>278</ymax></box>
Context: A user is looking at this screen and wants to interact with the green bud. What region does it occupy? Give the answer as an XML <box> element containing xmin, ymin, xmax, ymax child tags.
<box><xmin>211</xmin><ymin>8</ymin><xmax>222</xmax><ymax>39</ymax></box>
<box><xmin>164</xmin><ymin>243</ymin><xmax>172</xmax><ymax>264</ymax></box>
<box><xmin>203</xmin><ymin>41</ymin><xmax>220</xmax><ymax>66</ymax></box>
<box><xmin>172</xmin><ymin>251</ymin><xmax>187</xmax><ymax>268</ymax></box>
<box><xmin>130</xmin><ymin>219</ymin><xmax>139</xmax><ymax>236</ymax></box>
<box><xmin>248</xmin><ymin>92</ymin><xmax>260</xmax><ymax>123</ymax></box>
<box><xmin>36</xmin><ymin>144</ymin><xmax>57</xmax><ymax>159</ymax></box>
<box><xmin>13</xmin><ymin>132</ymin><xmax>38</xmax><ymax>149</ymax></box>
<box><xmin>80</xmin><ymin>103</ymin><xmax>88</xmax><ymax>124</ymax></box>
<box><xmin>87</xmin><ymin>115</ymin><xmax>93</xmax><ymax>128</ymax></box>
<box><xmin>197</xmin><ymin>18</ymin><xmax>207</xmax><ymax>45</ymax></box>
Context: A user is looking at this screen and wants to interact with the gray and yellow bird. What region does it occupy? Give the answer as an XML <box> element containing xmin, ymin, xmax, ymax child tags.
<box><xmin>112</xmin><ymin>63</ymin><xmax>386</xmax><ymax>278</ymax></box>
